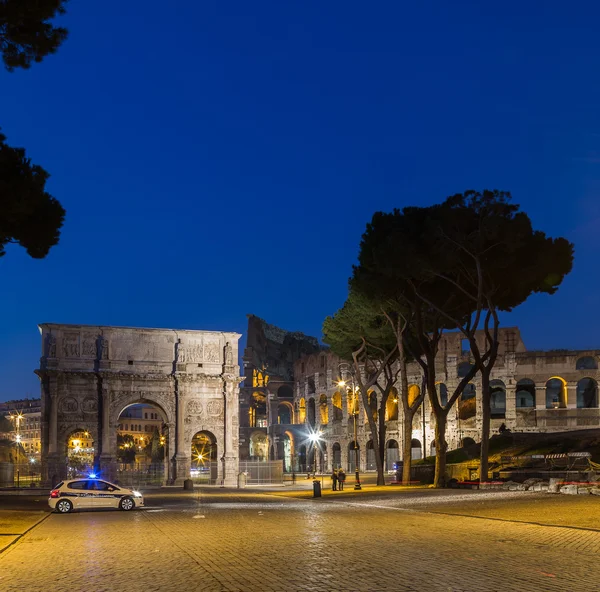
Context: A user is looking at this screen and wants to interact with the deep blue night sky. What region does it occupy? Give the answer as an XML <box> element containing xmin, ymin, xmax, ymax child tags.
<box><xmin>1</xmin><ymin>1</ymin><xmax>599</xmax><ymax>400</ymax></box>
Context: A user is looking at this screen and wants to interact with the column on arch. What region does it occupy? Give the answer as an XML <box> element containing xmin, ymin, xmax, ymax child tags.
<box><xmin>222</xmin><ymin>378</ymin><xmax>240</xmax><ymax>487</ymax></box>
<box><xmin>174</xmin><ymin>386</ymin><xmax>190</xmax><ymax>485</ymax></box>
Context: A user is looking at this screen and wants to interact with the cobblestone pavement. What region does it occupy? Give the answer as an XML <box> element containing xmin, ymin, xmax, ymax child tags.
<box><xmin>1</xmin><ymin>489</ymin><xmax>600</xmax><ymax>592</ymax></box>
<box><xmin>0</xmin><ymin>510</ymin><xmax>49</xmax><ymax>553</ymax></box>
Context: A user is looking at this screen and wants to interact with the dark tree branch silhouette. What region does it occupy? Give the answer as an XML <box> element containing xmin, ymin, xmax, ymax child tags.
<box><xmin>0</xmin><ymin>0</ymin><xmax>68</xmax><ymax>71</ymax></box>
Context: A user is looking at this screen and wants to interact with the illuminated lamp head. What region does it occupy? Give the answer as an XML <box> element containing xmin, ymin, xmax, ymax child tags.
<box><xmin>88</xmin><ymin>473</ymin><xmax>97</xmax><ymax>479</ymax></box>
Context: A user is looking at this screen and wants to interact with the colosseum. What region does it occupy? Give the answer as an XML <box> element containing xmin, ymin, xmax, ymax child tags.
<box><xmin>241</xmin><ymin>316</ymin><xmax>600</xmax><ymax>475</ymax></box>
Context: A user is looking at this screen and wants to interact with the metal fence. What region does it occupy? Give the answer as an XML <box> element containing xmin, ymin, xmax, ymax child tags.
<box><xmin>239</xmin><ymin>460</ymin><xmax>283</xmax><ymax>485</ymax></box>
<box><xmin>115</xmin><ymin>462</ymin><xmax>166</xmax><ymax>488</ymax></box>
<box><xmin>190</xmin><ymin>462</ymin><xmax>219</xmax><ymax>485</ymax></box>
<box><xmin>0</xmin><ymin>462</ymin><xmax>42</xmax><ymax>488</ymax></box>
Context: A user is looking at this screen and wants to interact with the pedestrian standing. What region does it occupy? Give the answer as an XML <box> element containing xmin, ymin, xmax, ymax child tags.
<box><xmin>331</xmin><ymin>469</ymin><xmax>338</xmax><ymax>491</ymax></box>
<box><xmin>292</xmin><ymin>471</ymin><xmax>296</xmax><ymax>485</ymax></box>
<box><xmin>338</xmin><ymin>469</ymin><xmax>346</xmax><ymax>491</ymax></box>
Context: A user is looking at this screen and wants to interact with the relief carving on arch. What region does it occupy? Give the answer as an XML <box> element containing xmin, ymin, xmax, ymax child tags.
<box><xmin>82</xmin><ymin>397</ymin><xmax>98</xmax><ymax>413</ymax></box>
<box><xmin>204</xmin><ymin>343</ymin><xmax>220</xmax><ymax>363</ymax></box>
<box><xmin>206</xmin><ymin>399</ymin><xmax>224</xmax><ymax>421</ymax></box>
<box><xmin>184</xmin><ymin>399</ymin><xmax>203</xmax><ymax>424</ymax></box>
<box><xmin>178</xmin><ymin>342</ymin><xmax>203</xmax><ymax>363</ymax></box>
<box><xmin>81</xmin><ymin>334</ymin><xmax>97</xmax><ymax>357</ymax></box>
<box><xmin>59</xmin><ymin>396</ymin><xmax>79</xmax><ymax>414</ymax></box>
<box><xmin>62</xmin><ymin>333</ymin><xmax>79</xmax><ymax>358</ymax></box>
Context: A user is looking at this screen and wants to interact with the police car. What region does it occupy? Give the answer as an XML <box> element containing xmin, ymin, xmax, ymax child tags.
<box><xmin>48</xmin><ymin>477</ymin><xmax>144</xmax><ymax>513</ymax></box>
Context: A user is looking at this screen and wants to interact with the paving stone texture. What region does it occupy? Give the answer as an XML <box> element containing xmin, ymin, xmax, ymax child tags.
<box><xmin>0</xmin><ymin>510</ymin><xmax>48</xmax><ymax>553</ymax></box>
<box><xmin>1</xmin><ymin>490</ymin><xmax>599</xmax><ymax>592</ymax></box>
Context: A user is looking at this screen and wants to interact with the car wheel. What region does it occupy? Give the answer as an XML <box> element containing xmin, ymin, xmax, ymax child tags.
<box><xmin>119</xmin><ymin>496</ymin><xmax>134</xmax><ymax>511</ymax></box>
<box><xmin>56</xmin><ymin>499</ymin><xmax>73</xmax><ymax>513</ymax></box>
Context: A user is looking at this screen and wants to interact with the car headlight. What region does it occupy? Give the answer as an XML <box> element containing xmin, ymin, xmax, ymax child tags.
<box><xmin>132</xmin><ymin>490</ymin><xmax>143</xmax><ymax>497</ymax></box>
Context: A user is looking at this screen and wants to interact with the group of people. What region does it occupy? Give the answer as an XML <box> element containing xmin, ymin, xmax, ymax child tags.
<box><xmin>331</xmin><ymin>468</ymin><xmax>346</xmax><ymax>491</ymax></box>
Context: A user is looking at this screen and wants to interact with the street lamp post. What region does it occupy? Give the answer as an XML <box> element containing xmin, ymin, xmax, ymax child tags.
<box><xmin>9</xmin><ymin>412</ymin><xmax>24</xmax><ymax>450</ymax></box>
<box><xmin>352</xmin><ymin>390</ymin><xmax>361</xmax><ymax>490</ymax></box>
<box><xmin>337</xmin><ymin>376</ymin><xmax>361</xmax><ymax>490</ymax></box>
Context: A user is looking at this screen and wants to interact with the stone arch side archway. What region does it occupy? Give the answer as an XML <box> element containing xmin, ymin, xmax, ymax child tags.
<box><xmin>191</xmin><ymin>430</ymin><xmax>219</xmax><ymax>484</ymax></box>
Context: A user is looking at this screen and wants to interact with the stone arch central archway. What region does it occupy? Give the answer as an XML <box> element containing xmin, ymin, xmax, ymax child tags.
<box><xmin>115</xmin><ymin>401</ymin><xmax>170</xmax><ymax>487</ymax></box>
<box><xmin>109</xmin><ymin>394</ymin><xmax>175</xmax><ymax>482</ymax></box>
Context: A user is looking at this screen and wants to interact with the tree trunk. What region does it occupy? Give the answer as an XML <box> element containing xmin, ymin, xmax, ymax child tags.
<box><xmin>433</xmin><ymin>409</ymin><xmax>448</xmax><ymax>488</ymax></box>
<box><xmin>402</xmin><ymin>407</ymin><xmax>414</xmax><ymax>484</ymax></box>
<box><xmin>479</xmin><ymin>369</ymin><xmax>491</xmax><ymax>482</ymax></box>
<box><xmin>360</xmin><ymin>387</ymin><xmax>385</xmax><ymax>487</ymax></box>
<box><xmin>376</xmin><ymin>404</ymin><xmax>387</xmax><ymax>486</ymax></box>
<box><xmin>398</xmin><ymin>343</ymin><xmax>413</xmax><ymax>485</ymax></box>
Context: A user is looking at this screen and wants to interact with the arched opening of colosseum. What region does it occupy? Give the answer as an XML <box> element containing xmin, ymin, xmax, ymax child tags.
<box><xmin>317</xmin><ymin>442</ymin><xmax>327</xmax><ymax>473</ymax></box>
<box><xmin>249</xmin><ymin>391</ymin><xmax>267</xmax><ymax>428</ymax></box>
<box><xmin>307</xmin><ymin>442</ymin><xmax>318</xmax><ymax>472</ymax></box>
<box><xmin>65</xmin><ymin>428</ymin><xmax>95</xmax><ymax>479</ymax></box>
<box><xmin>277</xmin><ymin>401</ymin><xmax>293</xmax><ymax>424</ymax></box>
<box><xmin>461</xmin><ymin>437</ymin><xmax>476</xmax><ymax>447</ymax></box>
<box><xmin>332</xmin><ymin>442</ymin><xmax>342</xmax><ymax>468</ymax></box>
<box><xmin>307</xmin><ymin>398</ymin><xmax>316</xmax><ymax>427</ymax></box>
<box><xmin>298</xmin><ymin>398</ymin><xmax>306</xmax><ymax>424</ymax></box>
<box><xmin>490</xmin><ymin>380</ymin><xmax>506</xmax><ymax>419</ymax></box>
<box><xmin>436</xmin><ymin>383</ymin><xmax>448</xmax><ymax>407</ymax></box>
<box><xmin>546</xmin><ymin>377</ymin><xmax>567</xmax><ymax>409</ymax></box>
<box><xmin>366</xmin><ymin>439</ymin><xmax>376</xmax><ymax>470</ymax></box>
<box><xmin>576</xmin><ymin>356</ymin><xmax>598</xmax><ymax>371</ymax></box>
<box><xmin>319</xmin><ymin>394</ymin><xmax>329</xmax><ymax>424</ymax></box>
<box><xmin>298</xmin><ymin>444</ymin><xmax>307</xmax><ymax>471</ymax></box>
<box><xmin>408</xmin><ymin>384</ymin><xmax>420</xmax><ymax>406</ymax></box>
<box><xmin>516</xmin><ymin>379</ymin><xmax>536</xmax><ymax>408</ymax></box>
<box><xmin>577</xmin><ymin>378</ymin><xmax>598</xmax><ymax>409</ymax></box>
<box><xmin>367</xmin><ymin>391</ymin><xmax>378</xmax><ymax>422</ymax></box>
<box><xmin>348</xmin><ymin>390</ymin><xmax>359</xmax><ymax>416</ymax></box>
<box><xmin>332</xmin><ymin>391</ymin><xmax>343</xmax><ymax>421</ymax></box>
<box><xmin>283</xmin><ymin>431</ymin><xmax>294</xmax><ymax>471</ymax></box>
<box><xmin>411</xmin><ymin>438</ymin><xmax>422</xmax><ymax>460</ymax></box>
<box><xmin>430</xmin><ymin>441</ymin><xmax>436</xmax><ymax>457</ymax></box>
<box><xmin>386</xmin><ymin>388</ymin><xmax>399</xmax><ymax>421</ymax></box>
<box><xmin>348</xmin><ymin>441</ymin><xmax>360</xmax><ymax>472</ymax></box>
<box><xmin>249</xmin><ymin>431</ymin><xmax>268</xmax><ymax>462</ymax></box>
<box><xmin>457</xmin><ymin>362</ymin><xmax>474</xmax><ymax>378</ymax></box>
<box><xmin>386</xmin><ymin>439</ymin><xmax>399</xmax><ymax>470</ymax></box>
<box><xmin>191</xmin><ymin>430</ymin><xmax>218</xmax><ymax>484</ymax></box>
<box><xmin>459</xmin><ymin>384</ymin><xmax>476</xmax><ymax>420</ymax></box>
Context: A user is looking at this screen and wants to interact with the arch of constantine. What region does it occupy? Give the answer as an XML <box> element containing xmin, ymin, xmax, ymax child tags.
<box><xmin>37</xmin><ymin>323</ymin><xmax>241</xmax><ymax>486</ymax></box>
